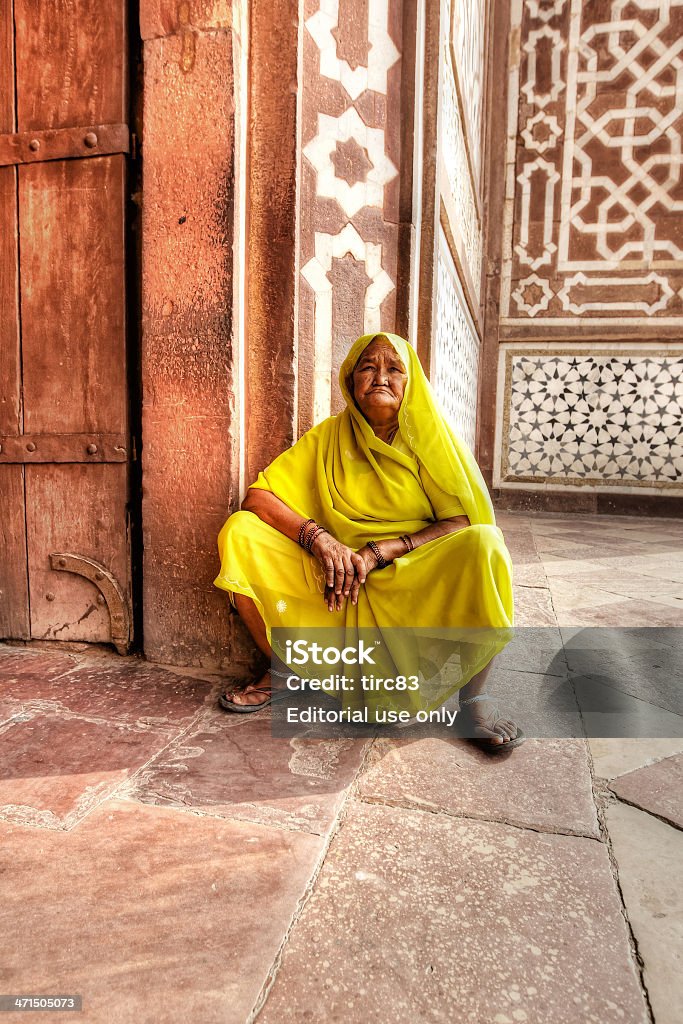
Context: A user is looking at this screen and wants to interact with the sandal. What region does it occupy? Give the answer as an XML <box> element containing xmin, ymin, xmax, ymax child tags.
<box><xmin>456</xmin><ymin>693</ymin><xmax>526</xmax><ymax>752</ymax></box>
<box><xmin>218</xmin><ymin>668</ymin><xmax>293</xmax><ymax>714</ymax></box>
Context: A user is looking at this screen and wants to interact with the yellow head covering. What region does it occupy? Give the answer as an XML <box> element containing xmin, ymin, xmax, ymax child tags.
<box><xmin>340</xmin><ymin>333</ymin><xmax>496</xmax><ymax>526</ymax></box>
<box><xmin>250</xmin><ymin>332</ymin><xmax>496</xmax><ymax>542</ymax></box>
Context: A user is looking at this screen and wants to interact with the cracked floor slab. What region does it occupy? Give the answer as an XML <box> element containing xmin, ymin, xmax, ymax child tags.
<box><xmin>356</xmin><ymin>735</ymin><xmax>599</xmax><ymax>837</ymax></box>
<box><xmin>606</xmin><ymin>801</ymin><xmax>683</xmax><ymax>1024</ymax></box>
<box><xmin>0</xmin><ymin>799</ymin><xmax>325</xmax><ymax>1024</ymax></box>
<box><xmin>257</xmin><ymin>799</ymin><xmax>648</xmax><ymax>1024</ymax></box>
<box><xmin>124</xmin><ymin>705</ymin><xmax>370</xmax><ymax>834</ymax></box>
<box><xmin>589</xmin><ymin>738</ymin><xmax>683</xmax><ymax>781</ymax></box>
<box><xmin>0</xmin><ymin>710</ymin><xmax>176</xmax><ymax>830</ymax></box>
<box><xmin>0</xmin><ymin>646</ymin><xmax>79</xmax><ymax>684</ymax></box>
<box><xmin>0</xmin><ymin>513</ymin><xmax>678</xmax><ymax>1022</ymax></box>
<box><xmin>609</xmin><ymin>753</ymin><xmax>683</xmax><ymax>830</ymax></box>
<box><xmin>0</xmin><ymin>652</ymin><xmax>215</xmax><ymax>731</ymax></box>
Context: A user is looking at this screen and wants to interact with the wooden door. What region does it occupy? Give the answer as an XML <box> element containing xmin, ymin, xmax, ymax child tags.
<box><xmin>0</xmin><ymin>1</ymin><xmax>133</xmax><ymax>652</ymax></box>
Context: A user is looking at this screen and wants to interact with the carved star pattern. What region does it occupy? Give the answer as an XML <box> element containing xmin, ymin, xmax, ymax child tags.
<box><xmin>506</xmin><ymin>355</ymin><xmax>683</xmax><ymax>485</ymax></box>
<box><xmin>331</xmin><ymin>138</ymin><xmax>374</xmax><ymax>187</ymax></box>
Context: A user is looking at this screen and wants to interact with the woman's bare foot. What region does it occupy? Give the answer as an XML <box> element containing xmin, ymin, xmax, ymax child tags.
<box><xmin>221</xmin><ymin>670</ymin><xmax>284</xmax><ymax>707</ymax></box>
<box><xmin>457</xmin><ymin>697</ymin><xmax>520</xmax><ymax>746</ymax></box>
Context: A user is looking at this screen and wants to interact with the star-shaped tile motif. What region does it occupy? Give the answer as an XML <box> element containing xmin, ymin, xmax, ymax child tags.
<box><xmin>504</xmin><ymin>352</ymin><xmax>683</xmax><ymax>487</ymax></box>
<box><xmin>331</xmin><ymin>137</ymin><xmax>374</xmax><ymax>187</ymax></box>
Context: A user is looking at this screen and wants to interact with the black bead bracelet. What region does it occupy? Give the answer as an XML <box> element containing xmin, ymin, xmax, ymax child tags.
<box><xmin>367</xmin><ymin>539</ymin><xmax>387</xmax><ymax>569</ymax></box>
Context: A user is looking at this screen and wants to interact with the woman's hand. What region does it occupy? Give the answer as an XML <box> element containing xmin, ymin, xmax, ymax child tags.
<box><xmin>354</xmin><ymin>544</ymin><xmax>383</xmax><ymax>576</ymax></box>
<box><xmin>311</xmin><ymin>532</ymin><xmax>367</xmax><ymax>611</ymax></box>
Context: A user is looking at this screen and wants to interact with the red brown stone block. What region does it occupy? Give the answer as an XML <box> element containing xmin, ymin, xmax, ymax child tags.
<box><xmin>0</xmin><ymin>712</ymin><xmax>172</xmax><ymax>830</ymax></box>
<box><xmin>245</xmin><ymin>0</ymin><xmax>299</xmax><ymax>484</ymax></box>
<box><xmin>139</xmin><ymin>0</ymin><xmax>232</xmax><ymax>41</ymax></box>
<box><xmin>140</xmin><ymin>26</ymin><xmax>240</xmax><ymax>666</ymax></box>
<box><xmin>127</xmin><ymin>706</ymin><xmax>370</xmax><ymax>834</ymax></box>
<box><xmin>610</xmin><ymin>753</ymin><xmax>683</xmax><ymax>830</ymax></box>
<box><xmin>0</xmin><ymin>798</ymin><xmax>324</xmax><ymax>1022</ymax></box>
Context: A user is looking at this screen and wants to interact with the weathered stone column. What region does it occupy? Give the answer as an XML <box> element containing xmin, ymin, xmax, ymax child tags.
<box><xmin>139</xmin><ymin>1</ymin><xmax>248</xmax><ymax>667</ymax></box>
<box><xmin>244</xmin><ymin>0</ymin><xmax>299</xmax><ymax>483</ymax></box>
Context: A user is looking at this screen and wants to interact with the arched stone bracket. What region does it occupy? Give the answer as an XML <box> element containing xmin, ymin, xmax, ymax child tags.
<box><xmin>49</xmin><ymin>552</ymin><xmax>131</xmax><ymax>654</ymax></box>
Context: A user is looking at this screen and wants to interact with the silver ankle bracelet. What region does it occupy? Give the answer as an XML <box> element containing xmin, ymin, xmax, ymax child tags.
<box><xmin>271</xmin><ymin>666</ymin><xmax>295</xmax><ymax>681</ymax></box>
<box><xmin>459</xmin><ymin>693</ymin><xmax>491</xmax><ymax>707</ymax></box>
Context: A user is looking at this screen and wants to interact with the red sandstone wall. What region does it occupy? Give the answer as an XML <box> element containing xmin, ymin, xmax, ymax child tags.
<box><xmin>139</xmin><ymin>1</ymin><xmax>249</xmax><ymax>668</ymax></box>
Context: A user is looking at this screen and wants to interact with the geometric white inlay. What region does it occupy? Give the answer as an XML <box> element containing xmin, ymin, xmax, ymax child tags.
<box><xmin>557</xmin><ymin>272</ymin><xmax>675</xmax><ymax>315</ymax></box>
<box><xmin>525</xmin><ymin>0</ymin><xmax>567</xmax><ymax>23</ymax></box>
<box><xmin>301</xmin><ymin>223</ymin><xmax>395</xmax><ymax>422</ymax></box>
<box><xmin>501</xmin><ymin>0</ymin><xmax>683</xmax><ymax>325</ymax></box>
<box><xmin>303</xmin><ymin>107</ymin><xmax>398</xmax><ymax>218</ymax></box>
<box><xmin>305</xmin><ymin>0</ymin><xmax>400</xmax><ymax>101</ymax></box>
<box><xmin>521</xmin><ymin>111</ymin><xmax>563</xmax><ymax>153</ymax></box>
<box><xmin>521</xmin><ymin>26</ymin><xmax>566</xmax><ymax>108</ymax></box>
<box><xmin>432</xmin><ymin>228</ymin><xmax>480</xmax><ymax>449</ymax></box>
<box><xmin>514</xmin><ymin>158</ymin><xmax>560</xmax><ymax>269</ymax></box>
<box><xmin>512</xmin><ymin>273</ymin><xmax>555</xmax><ymax>316</ymax></box>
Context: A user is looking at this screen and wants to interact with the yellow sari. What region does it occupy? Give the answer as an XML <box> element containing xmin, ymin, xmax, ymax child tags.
<box><xmin>214</xmin><ymin>333</ymin><xmax>514</xmax><ymax>716</ymax></box>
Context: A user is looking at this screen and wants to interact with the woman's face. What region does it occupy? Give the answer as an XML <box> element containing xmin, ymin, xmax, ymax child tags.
<box><xmin>351</xmin><ymin>338</ymin><xmax>408</xmax><ymax>425</ymax></box>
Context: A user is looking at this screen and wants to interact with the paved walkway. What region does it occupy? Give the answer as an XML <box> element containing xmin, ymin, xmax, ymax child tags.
<box><xmin>0</xmin><ymin>512</ymin><xmax>681</xmax><ymax>1023</ymax></box>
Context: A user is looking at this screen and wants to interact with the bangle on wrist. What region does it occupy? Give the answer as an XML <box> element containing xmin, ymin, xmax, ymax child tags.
<box><xmin>303</xmin><ymin>521</ymin><xmax>318</xmax><ymax>550</ymax></box>
<box><xmin>367</xmin><ymin>539</ymin><xmax>387</xmax><ymax>569</ymax></box>
<box><xmin>399</xmin><ymin>534</ymin><xmax>414</xmax><ymax>553</ymax></box>
<box><xmin>298</xmin><ymin>518</ymin><xmax>315</xmax><ymax>547</ymax></box>
<box><xmin>306</xmin><ymin>524</ymin><xmax>327</xmax><ymax>552</ymax></box>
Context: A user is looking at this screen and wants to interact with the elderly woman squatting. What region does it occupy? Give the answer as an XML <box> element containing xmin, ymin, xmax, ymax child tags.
<box><xmin>213</xmin><ymin>333</ymin><xmax>522</xmax><ymax>749</ymax></box>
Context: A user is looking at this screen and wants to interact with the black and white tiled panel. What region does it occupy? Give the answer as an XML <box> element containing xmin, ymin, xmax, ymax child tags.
<box><xmin>502</xmin><ymin>354</ymin><xmax>683</xmax><ymax>486</ymax></box>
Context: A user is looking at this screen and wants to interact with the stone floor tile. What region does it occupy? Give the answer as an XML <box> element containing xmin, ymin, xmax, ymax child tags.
<box><xmin>597</xmin><ymin>554</ymin><xmax>683</xmax><ymax>587</ymax></box>
<box><xmin>502</xmin><ymin>529</ymin><xmax>548</xmax><ymax>588</ymax></box>
<box><xmin>0</xmin><ymin>700</ymin><xmax>21</xmax><ymax>725</ymax></box>
<box><xmin>494</xmin><ymin>511</ymin><xmax>533</xmax><ymax>528</ymax></box>
<box><xmin>0</xmin><ymin>711</ymin><xmax>172</xmax><ymax>830</ymax></box>
<box><xmin>561</xmin><ymin>635</ymin><xmax>683</xmax><ymax>722</ymax></box>
<box><xmin>545</xmin><ymin>578</ymin><xmax>632</xmax><ymax>611</ymax></box>
<box><xmin>0</xmin><ymin>799</ymin><xmax>324</xmax><ymax>1024</ymax></box>
<box><xmin>541</xmin><ymin>556</ymin><xmax>624</xmax><ymax>578</ymax></box>
<box><xmin>522</xmin><ymin>517</ymin><xmax>576</xmax><ymax>532</ymax></box>
<box><xmin>125</xmin><ymin>706</ymin><xmax>369</xmax><ymax>834</ymax></box>
<box><xmin>541</xmin><ymin>534</ymin><xmax>662</xmax><ymax>560</ymax></box>
<box><xmin>536</xmin><ymin>540</ymin><xmax>619</xmax><ymax>564</ymax></box>
<box><xmin>259</xmin><ymin>800</ymin><xmax>647</xmax><ymax>1024</ymax></box>
<box><xmin>570</xmin><ymin>685</ymin><xmax>683</xmax><ymax>741</ymax></box>
<box><xmin>548</xmin><ymin>595</ymin><xmax>683</xmax><ymax>628</ymax></box>
<box><xmin>494</xmin><ymin>626</ymin><xmax>567</xmax><ymax>678</ymax></box>
<box><xmin>513</xmin><ymin>585</ymin><xmax>557</xmax><ymax>627</ymax></box>
<box><xmin>357</xmin><ymin>735</ymin><xmax>599</xmax><ymax>836</ymax></box>
<box><xmin>0</xmin><ymin>645</ymin><xmax>78</xmax><ymax>682</ymax></box>
<box><xmin>589</xmin><ymin>738</ymin><xmax>683</xmax><ymax>780</ymax></box>
<box><xmin>632</xmin><ymin>590</ymin><xmax>683</xmax><ymax>614</ymax></box>
<box><xmin>609</xmin><ymin>753</ymin><xmax>683</xmax><ymax>829</ymax></box>
<box><xmin>541</xmin><ymin>570</ymin><xmax>683</xmax><ymax>603</ymax></box>
<box><xmin>489</xmin><ymin>668</ymin><xmax>583</xmax><ymax>738</ymax></box>
<box><xmin>606</xmin><ymin>802</ymin><xmax>683</xmax><ymax>1024</ymax></box>
<box><xmin>611</xmin><ymin>554</ymin><xmax>672</xmax><ymax>573</ymax></box>
<box><xmin>0</xmin><ymin>657</ymin><xmax>214</xmax><ymax>730</ymax></box>
<box><xmin>545</xmin><ymin>580</ymin><xmax>676</xmax><ymax>622</ymax></box>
